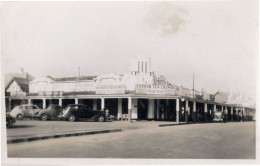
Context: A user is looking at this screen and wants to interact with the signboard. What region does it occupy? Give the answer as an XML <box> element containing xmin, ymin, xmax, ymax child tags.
<box><xmin>38</xmin><ymin>91</ymin><xmax>63</xmax><ymax>96</ymax></box>
<box><xmin>135</xmin><ymin>84</ymin><xmax>176</xmax><ymax>95</ymax></box>
<box><xmin>95</xmin><ymin>85</ymin><xmax>126</xmax><ymax>94</ymax></box>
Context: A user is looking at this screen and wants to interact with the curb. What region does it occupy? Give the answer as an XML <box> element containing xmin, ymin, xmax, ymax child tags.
<box><xmin>158</xmin><ymin>123</ymin><xmax>189</xmax><ymax>127</ymax></box>
<box><xmin>7</xmin><ymin>129</ymin><xmax>122</xmax><ymax>144</ymax></box>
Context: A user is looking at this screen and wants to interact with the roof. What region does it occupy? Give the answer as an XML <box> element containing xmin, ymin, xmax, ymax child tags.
<box><xmin>5</xmin><ymin>72</ymin><xmax>34</xmax><ymax>89</ymax></box>
<box><xmin>53</xmin><ymin>76</ymin><xmax>96</xmax><ymax>82</ymax></box>
<box><xmin>5</xmin><ymin>77</ymin><xmax>30</xmax><ymax>92</ymax></box>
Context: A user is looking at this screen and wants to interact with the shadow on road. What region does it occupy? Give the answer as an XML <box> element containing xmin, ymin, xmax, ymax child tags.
<box><xmin>8</xmin><ymin>125</ymin><xmax>35</xmax><ymax>129</ymax></box>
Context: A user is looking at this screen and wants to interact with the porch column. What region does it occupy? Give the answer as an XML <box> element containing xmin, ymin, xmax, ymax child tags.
<box><xmin>93</xmin><ymin>99</ymin><xmax>97</xmax><ymax>110</ymax></box>
<box><xmin>59</xmin><ymin>98</ymin><xmax>62</xmax><ymax>107</ymax></box>
<box><xmin>193</xmin><ymin>101</ymin><xmax>196</xmax><ymax>122</ymax></box>
<box><xmin>213</xmin><ymin>104</ymin><xmax>216</xmax><ymax>120</ymax></box>
<box><xmin>157</xmin><ymin>99</ymin><xmax>160</xmax><ymax>119</ymax></box>
<box><xmin>176</xmin><ymin>99</ymin><xmax>180</xmax><ymax>123</ymax></box>
<box><xmin>28</xmin><ymin>99</ymin><xmax>31</xmax><ymax>104</ymax></box>
<box><xmin>185</xmin><ymin>100</ymin><xmax>189</xmax><ymax>123</ymax></box>
<box><xmin>231</xmin><ymin>107</ymin><xmax>233</xmax><ymax>121</ymax></box>
<box><xmin>128</xmin><ymin>97</ymin><xmax>132</xmax><ymax>122</ymax></box>
<box><xmin>101</xmin><ymin>98</ymin><xmax>105</xmax><ymax>111</ymax></box>
<box><xmin>75</xmin><ymin>98</ymin><xmax>78</xmax><ymax>104</ymax></box>
<box><xmin>204</xmin><ymin>103</ymin><xmax>208</xmax><ymax>122</ymax></box>
<box><xmin>9</xmin><ymin>98</ymin><xmax>12</xmax><ymax>111</ymax></box>
<box><xmin>148</xmin><ymin>99</ymin><xmax>155</xmax><ymax>120</ymax></box>
<box><xmin>221</xmin><ymin>105</ymin><xmax>224</xmax><ymax>112</ymax></box>
<box><xmin>224</xmin><ymin>106</ymin><xmax>227</xmax><ymax>121</ymax></box>
<box><xmin>43</xmin><ymin>99</ymin><xmax>46</xmax><ymax>109</ymax></box>
<box><xmin>118</xmin><ymin>98</ymin><xmax>123</xmax><ymax>120</ymax></box>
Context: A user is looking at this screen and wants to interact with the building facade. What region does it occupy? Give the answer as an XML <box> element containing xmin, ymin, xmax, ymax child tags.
<box><xmin>5</xmin><ymin>57</ymin><xmax>256</xmax><ymax>122</ymax></box>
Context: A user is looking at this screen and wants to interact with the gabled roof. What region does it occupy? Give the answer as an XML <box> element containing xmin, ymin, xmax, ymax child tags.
<box><xmin>5</xmin><ymin>72</ymin><xmax>34</xmax><ymax>89</ymax></box>
<box><xmin>5</xmin><ymin>77</ymin><xmax>30</xmax><ymax>92</ymax></box>
<box><xmin>53</xmin><ymin>76</ymin><xmax>96</xmax><ymax>82</ymax></box>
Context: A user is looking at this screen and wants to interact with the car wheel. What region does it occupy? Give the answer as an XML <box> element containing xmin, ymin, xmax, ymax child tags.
<box><xmin>68</xmin><ymin>115</ymin><xmax>76</xmax><ymax>122</ymax></box>
<box><xmin>7</xmin><ymin>120</ymin><xmax>13</xmax><ymax>128</ymax></box>
<box><xmin>40</xmin><ymin>114</ymin><xmax>48</xmax><ymax>121</ymax></box>
<box><xmin>17</xmin><ymin>114</ymin><xmax>23</xmax><ymax>120</ymax></box>
<box><xmin>97</xmin><ymin>115</ymin><xmax>105</xmax><ymax>122</ymax></box>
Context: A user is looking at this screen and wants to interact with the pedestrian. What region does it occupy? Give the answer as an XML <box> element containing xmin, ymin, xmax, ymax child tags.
<box><xmin>105</xmin><ymin>108</ymin><xmax>110</xmax><ymax>117</ymax></box>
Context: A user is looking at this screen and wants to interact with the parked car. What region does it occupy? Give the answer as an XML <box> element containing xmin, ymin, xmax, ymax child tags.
<box><xmin>59</xmin><ymin>104</ymin><xmax>106</xmax><ymax>122</ymax></box>
<box><xmin>213</xmin><ymin>111</ymin><xmax>224</xmax><ymax>122</ymax></box>
<box><xmin>6</xmin><ymin>114</ymin><xmax>16</xmax><ymax>128</ymax></box>
<box><xmin>10</xmin><ymin>104</ymin><xmax>40</xmax><ymax>120</ymax></box>
<box><xmin>33</xmin><ymin>104</ymin><xmax>62</xmax><ymax>121</ymax></box>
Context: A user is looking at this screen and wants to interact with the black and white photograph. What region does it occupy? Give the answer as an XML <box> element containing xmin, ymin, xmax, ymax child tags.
<box><xmin>1</xmin><ymin>0</ymin><xmax>259</xmax><ymax>165</ymax></box>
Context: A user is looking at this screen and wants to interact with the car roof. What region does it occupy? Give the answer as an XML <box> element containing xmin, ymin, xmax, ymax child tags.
<box><xmin>19</xmin><ymin>104</ymin><xmax>37</xmax><ymax>106</ymax></box>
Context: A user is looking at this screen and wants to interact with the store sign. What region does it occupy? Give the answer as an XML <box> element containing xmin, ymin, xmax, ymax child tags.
<box><xmin>10</xmin><ymin>92</ymin><xmax>26</xmax><ymax>97</ymax></box>
<box><xmin>135</xmin><ymin>84</ymin><xmax>176</xmax><ymax>95</ymax></box>
<box><xmin>38</xmin><ymin>91</ymin><xmax>63</xmax><ymax>96</ymax></box>
<box><xmin>95</xmin><ymin>85</ymin><xmax>126</xmax><ymax>94</ymax></box>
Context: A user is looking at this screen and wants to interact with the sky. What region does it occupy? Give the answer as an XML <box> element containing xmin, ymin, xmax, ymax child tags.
<box><xmin>1</xmin><ymin>1</ymin><xmax>258</xmax><ymax>99</ymax></box>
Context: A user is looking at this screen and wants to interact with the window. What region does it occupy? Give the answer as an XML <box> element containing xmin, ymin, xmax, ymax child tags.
<box><xmin>25</xmin><ymin>106</ymin><xmax>31</xmax><ymax>110</ymax></box>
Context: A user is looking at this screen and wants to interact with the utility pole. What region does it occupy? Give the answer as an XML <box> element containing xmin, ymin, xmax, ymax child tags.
<box><xmin>78</xmin><ymin>67</ymin><xmax>80</xmax><ymax>81</ymax></box>
<box><xmin>193</xmin><ymin>72</ymin><xmax>195</xmax><ymax>99</ymax></box>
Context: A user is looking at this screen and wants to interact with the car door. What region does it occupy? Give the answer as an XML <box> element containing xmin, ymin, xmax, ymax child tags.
<box><xmin>23</xmin><ymin>106</ymin><xmax>32</xmax><ymax>117</ymax></box>
<box><xmin>54</xmin><ymin>105</ymin><xmax>62</xmax><ymax>117</ymax></box>
<box><xmin>77</xmin><ymin>105</ymin><xmax>86</xmax><ymax>119</ymax></box>
<box><xmin>84</xmin><ymin>106</ymin><xmax>93</xmax><ymax>119</ymax></box>
<box><xmin>31</xmin><ymin>106</ymin><xmax>39</xmax><ymax>116</ymax></box>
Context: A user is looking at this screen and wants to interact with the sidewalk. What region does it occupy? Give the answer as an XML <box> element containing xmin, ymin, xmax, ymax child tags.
<box><xmin>6</xmin><ymin>120</ymin><xmax>182</xmax><ymax>144</ymax></box>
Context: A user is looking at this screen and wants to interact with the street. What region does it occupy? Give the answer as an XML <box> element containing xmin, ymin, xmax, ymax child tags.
<box><xmin>7</xmin><ymin>122</ymin><xmax>255</xmax><ymax>159</ymax></box>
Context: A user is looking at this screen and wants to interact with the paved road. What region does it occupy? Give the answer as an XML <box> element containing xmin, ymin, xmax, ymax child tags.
<box><xmin>7</xmin><ymin>122</ymin><xmax>255</xmax><ymax>159</ymax></box>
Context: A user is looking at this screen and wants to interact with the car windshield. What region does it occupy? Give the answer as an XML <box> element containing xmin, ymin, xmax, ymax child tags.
<box><xmin>64</xmin><ymin>105</ymin><xmax>71</xmax><ymax>111</ymax></box>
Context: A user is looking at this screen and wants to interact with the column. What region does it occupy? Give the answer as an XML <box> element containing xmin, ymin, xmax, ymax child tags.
<box><xmin>93</xmin><ymin>99</ymin><xmax>97</xmax><ymax>110</ymax></box>
<box><xmin>204</xmin><ymin>103</ymin><xmax>208</xmax><ymax>122</ymax></box>
<box><xmin>231</xmin><ymin>107</ymin><xmax>233</xmax><ymax>121</ymax></box>
<box><xmin>118</xmin><ymin>98</ymin><xmax>122</xmax><ymax>120</ymax></box>
<box><xmin>185</xmin><ymin>100</ymin><xmax>189</xmax><ymax>123</ymax></box>
<box><xmin>176</xmin><ymin>99</ymin><xmax>179</xmax><ymax>123</ymax></box>
<box><xmin>221</xmin><ymin>105</ymin><xmax>224</xmax><ymax>112</ymax></box>
<box><xmin>193</xmin><ymin>101</ymin><xmax>196</xmax><ymax>122</ymax></box>
<box><xmin>43</xmin><ymin>99</ymin><xmax>46</xmax><ymax>109</ymax></box>
<box><xmin>166</xmin><ymin>99</ymin><xmax>169</xmax><ymax>120</ymax></box>
<box><xmin>128</xmin><ymin>97</ymin><xmax>132</xmax><ymax>122</ymax></box>
<box><xmin>59</xmin><ymin>98</ymin><xmax>62</xmax><ymax>107</ymax></box>
<box><xmin>9</xmin><ymin>98</ymin><xmax>12</xmax><ymax>111</ymax></box>
<box><xmin>148</xmin><ymin>99</ymin><xmax>155</xmax><ymax>120</ymax></box>
<box><xmin>75</xmin><ymin>98</ymin><xmax>78</xmax><ymax>104</ymax></box>
<box><xmin>213</xmin><ymin>104</ymin><xmax>216</xmax><ymax>121</ymax></box>
<box><xmin>157</xmin><ymin>99</ymin><xmax>160</xmax><ymax>119</ymax></box>
<box><xmin>101</xmin><ymin>98</ymin><xmax>105</xmax><ymax>111</ymax></box>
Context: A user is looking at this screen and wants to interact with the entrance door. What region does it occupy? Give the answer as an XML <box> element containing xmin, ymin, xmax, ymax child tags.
<box><xmin>137</xmin><ymin>99</ymin><xmax>148</xmax><ymax>120</ymax></box>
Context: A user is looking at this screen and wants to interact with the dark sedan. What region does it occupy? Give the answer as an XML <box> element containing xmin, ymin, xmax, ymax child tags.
<box><xmin>59</xmin><ymin>104</ymin><xmax>106</xmax><ymax>122</ymax></box>
<box><xmin>33</xmin><ymin>104</ymin><xmax>62</xmax><ymax>121</ymax></box>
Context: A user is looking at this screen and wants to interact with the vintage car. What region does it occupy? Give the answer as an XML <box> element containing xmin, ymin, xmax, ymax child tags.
<box><xmin>59</xmin><ymin>104</ymin><xmax>106</xmax><ymax>122</ymax></box>
<box><xmin>213</xmin><ymin>111</ymin><xmax>224</xmax><ymax>122</ymax></box>
<box><xmin>33</xmin><ymin>104</ymin><xmax>62</xmax><ymax>121</ymax></box>
<box><xmin>10</xmin><ymin>104</ymin><xmax>40</xmax><ymax>120</ymax></box>
<box><xmin>6</xmin><ymin>114</ymin><xmax>16</xmax><ymax>128</ymax></box>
